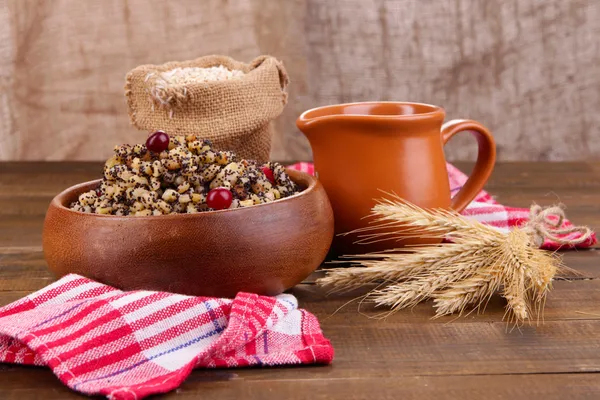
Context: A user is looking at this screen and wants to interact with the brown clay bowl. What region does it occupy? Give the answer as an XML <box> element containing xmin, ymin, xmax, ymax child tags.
<box><xmin>42</xmin><ymin>169</ymin><xmax>334</xmax><ymax>298</ymax></box>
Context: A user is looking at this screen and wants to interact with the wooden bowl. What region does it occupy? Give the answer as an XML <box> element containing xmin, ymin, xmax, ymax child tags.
<box><xmin>42</xmin><ymin>169</ymin><xmax>334</xmax><ymax>298</ymax></box>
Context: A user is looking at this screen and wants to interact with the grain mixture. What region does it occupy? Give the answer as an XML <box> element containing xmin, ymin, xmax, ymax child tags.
<box><xmin>70</xmin><ymin>132</ymin><xmax>300</xmax><ymax>216</ymax></box>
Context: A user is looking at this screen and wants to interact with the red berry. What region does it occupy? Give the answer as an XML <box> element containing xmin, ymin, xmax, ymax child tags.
<box><xmin>146</xmin><ymin>131</ymin><xmax>169</xmax><ymax>153</ymax></box>
<box><xmin>261</xmin><ymin>166</ymin><xmax>275</xmax><ymax>184</ymax></box>
<box><xmin>206</xmin><ymin>187</ymin><xmax>233</xmax><ymax>210</ymax></box>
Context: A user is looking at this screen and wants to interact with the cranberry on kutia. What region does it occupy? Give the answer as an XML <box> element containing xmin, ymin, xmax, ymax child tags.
<box><xmin>146</xmin><ymin>131</ymin><xmax>170</xmax><ymax>153</ymax></box>
<box><xmin>261</xmin><ymin>166</ymin><xmax>275</xmax><ymax>184</ymax></box>
<box><xmin>206</xmin><ymin>188</ymin><xmax>233</xmax><ymax>210</ymax></box>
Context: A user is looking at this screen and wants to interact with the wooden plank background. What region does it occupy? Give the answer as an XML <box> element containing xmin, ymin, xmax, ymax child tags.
<box><xmin>1</xmin><ymin>0</ymin><xmax>599</xmax><ymax>162</ymax></box>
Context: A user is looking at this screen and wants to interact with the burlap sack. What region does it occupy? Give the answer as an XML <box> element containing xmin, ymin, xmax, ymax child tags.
<box><xmin>125</xmin><ymin>55</ymin><xmax>289</xmax><ymax>162</ymax></box>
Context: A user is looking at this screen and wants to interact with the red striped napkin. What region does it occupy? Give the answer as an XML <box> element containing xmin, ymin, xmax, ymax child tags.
<box><xmin>288</xmin><ymin>162</ymin><xmax>597</xmax><ymax>250</ymax></box>
<box><xmin>0</xmin><ymin>275</ymin><xmax>333</xmax><ymax>399</ymax></box>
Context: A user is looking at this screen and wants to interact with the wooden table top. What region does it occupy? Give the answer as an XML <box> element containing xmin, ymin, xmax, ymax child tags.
<box><xmin>1</xmin><ymin>162</ymin><xmax>599</xmax><ymax>399</ymax></box>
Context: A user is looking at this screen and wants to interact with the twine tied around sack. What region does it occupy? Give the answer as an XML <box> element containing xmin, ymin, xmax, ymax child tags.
<box><xmin>523</xmin><ymin>204</ymin><xmax>594</xmax><ymax>247</ymax></box>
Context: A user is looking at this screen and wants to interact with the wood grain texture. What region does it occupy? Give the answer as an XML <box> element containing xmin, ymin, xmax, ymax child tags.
<box><xmin>0</xmin><ymin>162</ymin><xmax>600</xmax><ymax>399</ymax></box>
<box><xmin>1</xmin><ymin>0</ymin><xmax>599</xmax><ymax>162</ymax></box>
<box><xmin>0</xmin><ymin>370</ymin><xmax>598</xmax><ymax>400</ymax></box>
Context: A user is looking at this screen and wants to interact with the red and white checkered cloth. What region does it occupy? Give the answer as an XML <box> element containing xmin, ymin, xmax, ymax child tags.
<box><xmin>0</xmin><ymin>275</ymin><xmax>333</xmax><ymax>399</ymax></box>
<box><xmin>288</xmin><ymin>162</ymin><xmax>597</xmax><ymax>250</ymax></box>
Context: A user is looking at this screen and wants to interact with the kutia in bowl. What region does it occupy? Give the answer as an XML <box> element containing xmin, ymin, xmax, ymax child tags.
<box><xmin>70</xmin><ymin>131</ymin><xmax>300</xmax><ymax>216</ymax></box>
<box><xmin>43</xmin><ymin>132</ymin><xmax>334</xmax><ymax>298</ymax></box>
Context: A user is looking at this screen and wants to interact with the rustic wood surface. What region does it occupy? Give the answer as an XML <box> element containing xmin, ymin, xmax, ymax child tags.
<box><xmin>0</xmin><ymin>161</ymin><xmax>600</xmax><ymax>399</ymax></box>
<box><xmin>2</xmin><ymin>0</ymin><xmax>600</xmax><ymax>162</ymax></box>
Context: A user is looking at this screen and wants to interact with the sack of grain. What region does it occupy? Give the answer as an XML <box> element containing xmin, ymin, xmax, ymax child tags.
<box><xmin>125</xmin><ymin>55</ymin><xmax>289</xmax><ymax>162</ymax></box>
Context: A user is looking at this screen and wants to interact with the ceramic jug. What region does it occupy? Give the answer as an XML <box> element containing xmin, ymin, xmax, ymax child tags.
<box><xmin>297</xmin><ymin>101</ymin><xmax>496</xmax><ymax>255</ymax></box>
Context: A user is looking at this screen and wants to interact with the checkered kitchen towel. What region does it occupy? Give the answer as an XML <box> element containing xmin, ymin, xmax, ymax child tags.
<box><xmin>0</xmin><ymin>275</ymin><xmax>333</xmax><ymax>399</ymax></box>
<box><xmin>288</xmin><ymin>162</ymin><xmax>597</xmax><ymax>250</ymax></box>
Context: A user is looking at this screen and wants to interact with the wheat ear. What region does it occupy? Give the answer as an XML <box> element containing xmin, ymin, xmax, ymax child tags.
<box><xmin>432</xmin><ymin>267</ymin><xmax>502</xmax><ymax>317</ymax></box>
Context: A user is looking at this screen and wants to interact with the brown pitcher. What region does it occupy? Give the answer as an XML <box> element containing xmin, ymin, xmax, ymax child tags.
<box><xmin>296</xmin><ymin>101</ymin><xmax>496</xmax><ymax>255</ymax></box>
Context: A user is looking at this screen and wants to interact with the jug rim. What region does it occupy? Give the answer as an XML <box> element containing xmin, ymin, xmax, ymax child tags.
<box><xmin>298</xmin><ymin>101</ymin><xmax>444</xmax><ymax>123</ymax></box>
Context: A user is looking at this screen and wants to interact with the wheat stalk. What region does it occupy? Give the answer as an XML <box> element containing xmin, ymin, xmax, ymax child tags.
<box><xmin>319</xmin><ymin>240</ymin><xmax>500</xmax><ymax>292</ymax></box>
<box><xmin>347</xmin><ymin>194</ymin><xmax>505</xmax><ymax>244</ymax></box>
<box><xmin>318</xmin><ymin>197</ymin><xmax>568</xmax><ymax>324</ymax></box>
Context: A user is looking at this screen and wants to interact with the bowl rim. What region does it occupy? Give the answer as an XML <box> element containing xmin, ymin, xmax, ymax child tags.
<box><xmin>51</xmin><ymin>168</ymin><xmax>319</xmax><ymax>219</ymax></box>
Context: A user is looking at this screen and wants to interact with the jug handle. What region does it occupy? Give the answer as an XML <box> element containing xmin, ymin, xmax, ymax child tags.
<box><xmin>441</xmin><ymin>119</ymin><xmax>496</xmax><ymax>213</ymax></box>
